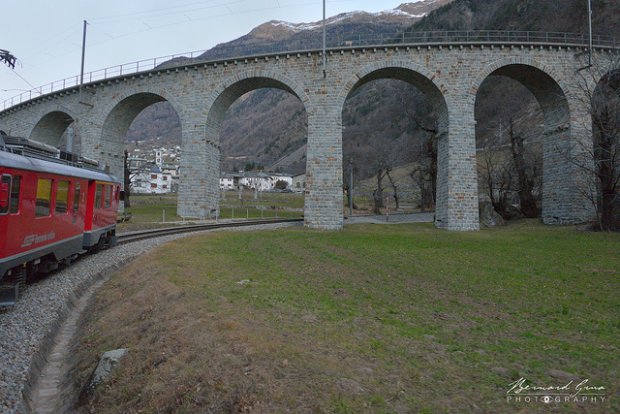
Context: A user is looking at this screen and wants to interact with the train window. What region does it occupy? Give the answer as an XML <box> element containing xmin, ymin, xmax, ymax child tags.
<box><xmin>36</xmin><ymin>178</ymin><xmax>52</xmax><ymax>217</ymax></box>
<box><xmin>95</xmin><ymin>184</ymin><xmax>103</xmax><ymax>208</ymax></box>
<box><xmin>73</xmin><ymin>183</ymin><xmax>80</xmax><ymax>212</ymax></box>
<box><xmin>104</xmin><ymin>185</ymin><xmax>112</xmax><ymax>208</ymax></box>
<box><xmin>9</xmin><ymin>176</ymin><xmax>21</xmax><ymax>214</ymax></box>
<box><xmin>56</xmin><ymin>181</ymin><xmax>69</xmax><ymax>214</ymax></box>
<box><xmin>0</xmin><ymin>175</ymin><xmax>10</xmax><ymax>214</ymax></box>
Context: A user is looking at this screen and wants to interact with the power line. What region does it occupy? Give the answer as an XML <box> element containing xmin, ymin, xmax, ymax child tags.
<box><xmin>90</xmin><ymin>0</ymin><xmax>260</xmax><ymax>25</ymax></box>
<box><xmin>18</xmin><ymin>24</ymin><xmax>83</xmax><ymax>60</ymax></box>
<box><xmin>10</xmin><ymin>69</ymin><xmax>37</xmax><ymax>89</ymax></box>
<box><xmin>85</xmin><ymin>0</ymin><xmax>318</xmax><ymax>48</ymax></box>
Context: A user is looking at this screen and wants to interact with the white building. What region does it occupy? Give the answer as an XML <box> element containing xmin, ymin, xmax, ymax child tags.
<box><xmin>292</xmin><ymin>173</ymin><xmax>306</xmax><ymax>192</ymax></box>
<box><xmin>242</xmin><ymin>172</ymin><xmax>272</xmax><ymax>191</ymax></box>
<box><xmin>219</xmin><ymin>171</ymin><xmax>293</xmax><ymax>191</ymax></box>
<box><xmin>220</xmin><ymin>173</ymin><xmax>239</xmax><ymax>190</ymax></box>
<box><xmin>131</xmin><ymin>166</ymin><xmax>174</xmax><ymax>194</ymax></box>
<box><xmin>270</xmin><ymin>173</ymin><xmax>293</xmax><ymax>189</ymax></box>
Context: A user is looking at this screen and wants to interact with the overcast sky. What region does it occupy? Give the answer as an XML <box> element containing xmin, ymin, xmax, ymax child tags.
<box><xmin>1</xmin><ymin>0</ymin><xmax>412</xmax><ymax>103</ymax></box>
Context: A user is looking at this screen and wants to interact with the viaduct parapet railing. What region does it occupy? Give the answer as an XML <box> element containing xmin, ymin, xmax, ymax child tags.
<box><xmin>2</xmin><ymin>30</ymin><xmax>618</xmax><ymax>111</ymax></box>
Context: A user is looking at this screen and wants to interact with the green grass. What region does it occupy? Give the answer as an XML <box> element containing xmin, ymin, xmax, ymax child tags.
<box><xmin>220</xmin><ymin>189</ymin><xmax>305</xmax><ymax>210</ymax></box>
<box><xmin>76</xmin><ymin>222</ymin><xmax>620</xmax><ymax>413</ymax></box>
<box><xmin>120</xmin><ymin>192</ymin><xmax>304</xmax><ymax>231</ymax></box>
<box><xmin>120</xmin><ymin>190</ymin><xmax>418</xmax><ymax>232</ymax></box>
<box><xmin>121</xmin><ymin>193</ymin><xmax>180</xmax><ymax>223</ymax></box>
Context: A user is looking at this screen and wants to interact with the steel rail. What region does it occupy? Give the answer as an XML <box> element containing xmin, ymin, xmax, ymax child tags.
<box><xmin>2</xmin><ymin>30</ymin><xmax>618</xmax><ymax>111</ymax></box>
<box><xmin>115</xmin><ymin>218</ymin><xmax>303</xmax><ymax>244</ymax></box>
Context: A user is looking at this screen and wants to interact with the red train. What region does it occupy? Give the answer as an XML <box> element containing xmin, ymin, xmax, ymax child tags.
<box><xmin>0</xmin><ymin>136</ymin><xmax>121</xmax><ymax>306</ymax></box>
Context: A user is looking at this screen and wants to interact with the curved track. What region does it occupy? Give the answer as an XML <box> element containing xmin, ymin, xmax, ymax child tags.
<box><xmin>116</xmin><ymin>218</ymin><xmax>303</xmax><ymax>244</ymax></box>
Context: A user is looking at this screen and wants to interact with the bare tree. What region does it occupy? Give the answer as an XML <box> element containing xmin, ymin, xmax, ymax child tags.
<box><xmin>385</xmin><ymin>167</ymin><xmax>399</xmax><ymax>210</ymax></box>
<box><xmin>477</xmin><ymin>114</ymin><xmax>542</xmax><ymax>221</ymax></box>
<box><xmin>372</xmin><ymin>166</ymin><xmax>386</xmax><ymax>214</ymax></box>
<box><xmin>366</xmin><ymin>130</ymin><xmax>408</xmax><ymax>215</ymax></box>
<box><xmin>479</xmin><ymin>138</ymin><xmax>514</xmax><ymax>219</ymax></box>
<box><xmin>570</xmin><ymin>56</ymin><xmax>620</xmax><ymax>230</ymax></box>
<box><xmin>508</xmin><ymin>118</ymin><xmax>540</xmax><ymax>218</ymax></box>
<box><xmin>409</xmin><ymin>118</ymin><xmax>437</xmax><ymax>212</ymax></box>
<box><xmin>370</xmin><ymin>163</ymin><xmax>400</xmax><ymax>214</ymax></box>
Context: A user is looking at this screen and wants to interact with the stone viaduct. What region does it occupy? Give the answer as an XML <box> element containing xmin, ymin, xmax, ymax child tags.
<box><xmin>1</xmin><ymin>34</ymin><xmax>617</xmax><ymax>230</ymax></box>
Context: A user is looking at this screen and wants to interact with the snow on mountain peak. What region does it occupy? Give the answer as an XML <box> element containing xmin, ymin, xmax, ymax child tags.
<box><xmin>259</xmin><ymin>1</ymin><xmax>451</xmax><ymax>35</ymax></box>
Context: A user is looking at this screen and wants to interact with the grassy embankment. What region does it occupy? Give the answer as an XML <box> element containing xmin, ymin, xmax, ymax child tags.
<box><xmin>74</xmin><ymin>221</ymin><xmax>619</xmax><ymax>413</ymax></box>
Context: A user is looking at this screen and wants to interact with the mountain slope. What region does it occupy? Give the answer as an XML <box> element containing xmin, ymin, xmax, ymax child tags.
<box><xmin>409</xmin><ymin>0</ymin><xmax>620</xmax><ymax>36</ymax></box>
<box><xmin>127</xmin><ymin>1</ymin><xmax>453</xmax><ymax>176</ymax></box>
<box><xmin>200</xmin><ymin>0</ymin><xmax>453</xmax><ymax>59</ymax></box>
<box><xmin>127</xmin><ymin>0</ymin><xmax>617</xmax><ymax>180</ymax></box>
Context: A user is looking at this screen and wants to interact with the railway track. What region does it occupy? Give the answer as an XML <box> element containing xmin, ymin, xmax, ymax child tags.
<box><xmin>116</xmin><ymin>217</ymin><xmax>304</xmax><ymax>244</ymax></box>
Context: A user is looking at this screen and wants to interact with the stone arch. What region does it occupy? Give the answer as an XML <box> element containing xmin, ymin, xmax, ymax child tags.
<box><xmin>178</xmin><ymin>70</ymin><xmax>310</xmax><ymax>219</ymax></box>
<box><xmin>97</xmin><ymin>91</ymin><xmax>181</xmax><ymax>181</ymax></box>
<box><xmin>97</xmin><ymin>85</ymin><xmax>183</xmax><ymax>127</ymax></box>
<box><xmin>591</xmin><ymin>67</ymin><xmax>620</xmax><ymax>228</ymax></box>
<box><xmin>101</xmin><ymin>92</ymin><xmax>168</xmax><ymax>147</ymax></box>
<box><xmin>337</xmin><ymin>59</ymin><xmax>449</xmax><ymax>134</ymax></box>
<box><xmin>470</xmin><ymin>58</ymin><xmax>571</xmax><ymax>132</ymax></box>
<box><xmin>593</xmin><ymin>66</ymin><xmax>620</xmax><ymax>102</ymax></box>
<box><xmin>471</xmin><ymin>57</ymin><xmax>578</xmax><ymax>224</ymax></box>
<box><xmin>337</xmin><ymin>60</ymin><xmax>450</xmax><ymax>226</ymax></box>
<box><xmin>469</xmin><ymin>56</ymin><xmax>571</xmax><ymax>99</ymax></box>
<box><xmin>206</xmin><ymin>70</ymin><xmax>311</xmax><ymax>131</ymax></box>
<box><xmin>29</xmin><ymin>110</ymin><xmax>76</xmax><ymax>147</ymax></box>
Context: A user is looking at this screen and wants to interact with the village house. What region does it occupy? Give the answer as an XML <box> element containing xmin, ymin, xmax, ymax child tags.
<box><xmin>219</xmin><ymin>171</ymin><xmax>293</xmax><ymax>191</ymax></box>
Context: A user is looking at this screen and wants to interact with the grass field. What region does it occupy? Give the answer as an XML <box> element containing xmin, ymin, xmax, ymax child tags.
<box><xmin>119</xmin><ymin>189</ymin><xmax>423</xmax><ymax>232</ymax></box>
<box><xmin>119</xmin><ymin>192</ymin><xmax>304</xmax><ymax>231</ymax></box>
<box><xmin>73</xmin><ymin>221</ymin><xmax>619</xmax><ymax>413</ymax></box>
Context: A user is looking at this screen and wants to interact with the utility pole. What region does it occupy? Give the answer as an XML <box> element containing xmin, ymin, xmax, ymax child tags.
<box><xmin>80</xmin><ymin>20</ymin><xmax>88</xmax><ymax>89</ymax></box>
<box><xmin>587</xmin><ymin>0</ymin><xmax>593</xmax><ymax>67</ymax></box>
<box><xmin>322</xmin><ymin>0</ymin><xmax>327</xmax><ymax>78</ymax></box>
<box><xmin>348</xmin><ymin>158</ymin><xmax>353</xmax><ymax>217</ymax></box>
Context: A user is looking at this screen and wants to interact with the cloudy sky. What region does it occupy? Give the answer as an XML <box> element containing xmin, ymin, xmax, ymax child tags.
<box><xmin>1</xmin><ymin>0</ymin><xmax>412</xmax><ymax>104</ymax></box>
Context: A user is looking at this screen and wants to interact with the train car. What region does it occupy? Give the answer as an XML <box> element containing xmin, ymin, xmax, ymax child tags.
<box><xmin>0</xmin><ymin>137</ymin><xmax>120</xmax><ymax>306</ymax></box>
<box><xmin>84</xmin><ymin>177</ymin><xmax>122</xmax><ymax>250</ymax></box>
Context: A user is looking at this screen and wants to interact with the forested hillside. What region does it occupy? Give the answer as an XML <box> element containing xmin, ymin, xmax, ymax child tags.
<box><xmin>410</xmin><ymin>0</ymin><xmax>620</xmax><ymax>35</ymax></box>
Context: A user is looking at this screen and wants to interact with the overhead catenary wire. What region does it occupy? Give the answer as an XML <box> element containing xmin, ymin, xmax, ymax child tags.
<box><xmin>16</xmin><ymin>23</ymin><xmax>83</xmax><ymax>61</ymax></box>
<box><xmin>89</xmin><ymin>0</ymin><xmax>251</xmax><ymax>24</ymax></box>
<box><xmin>3</xmin><ymin>0</ymin><xmax>325</xmax><ymax>90</ymax></box>
<box><xmin>84</xmin><ymin>0</ymin><xmax>319</xmax><ymax>48</ymax></box>
<box><xmin>89</xmin><ymin>0</ymin><xmax>250</xmax><ymax>26</ymax></box>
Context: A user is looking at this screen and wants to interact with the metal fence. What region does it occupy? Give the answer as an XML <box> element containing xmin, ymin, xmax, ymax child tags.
<box><xmin>2</xmin><ymin>30</ymin><xmax>617</xmax><ymax>111</ymax></box>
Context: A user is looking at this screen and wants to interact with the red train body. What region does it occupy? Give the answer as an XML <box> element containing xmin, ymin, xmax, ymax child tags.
<box><xmin>0</xmin><ymin>138</ymin><xmax>121</xmax><ymax>306</ymax></box>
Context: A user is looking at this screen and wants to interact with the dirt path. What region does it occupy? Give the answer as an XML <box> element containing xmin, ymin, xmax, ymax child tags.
<box><xmin>29</xmin><ymin>277</ymin><xmax>107</xmax><ymax>414</ymax></box>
